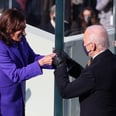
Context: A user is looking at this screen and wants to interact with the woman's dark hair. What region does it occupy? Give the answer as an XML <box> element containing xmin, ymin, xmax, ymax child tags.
<box><xmin>79</xmin><ymin>7</ymin><xmax>100</xmax><ymax>32</ymax></box>
<box><xmin>0</xmin><ymin>8</ymin><xmax>26</xmax><ymax>45</ymax></box>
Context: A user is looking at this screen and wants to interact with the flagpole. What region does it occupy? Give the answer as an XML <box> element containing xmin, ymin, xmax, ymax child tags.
<box><xmin>9</xmin><ymin>0</ymin><xmax>12</xmax><ymax>8</ymax></box>
<box><xmin>54</xmin><ymin>0</ymin><xmax>64</xmax><ymax>116</ymax></box>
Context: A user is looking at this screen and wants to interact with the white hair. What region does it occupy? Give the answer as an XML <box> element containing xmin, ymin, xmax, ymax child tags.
<box><xmin>86</xmin><ymin>25</ymin><xmax>110</xmax><ymax>51</ymax></box>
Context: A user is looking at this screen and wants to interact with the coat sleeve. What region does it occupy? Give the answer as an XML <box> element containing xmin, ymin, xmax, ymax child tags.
<box><xmin>54</xmin><ymin>65</ymin><xmax>95</xmax><ymax>99</ymax></box>
<box><xmin>0</xmin><ymin>41</ymin><xmax>43</xmax><ymax>83</ymax></box>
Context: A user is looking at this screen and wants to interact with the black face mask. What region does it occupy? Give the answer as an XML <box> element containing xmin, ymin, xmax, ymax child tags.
<box><xmin>82</xmin><ymin>42</ymin><xmax>89</xmax><ymax>56</ymax></box>
<box><xmin>53</xmin><ymin>17</ymin><xmax>56</xmax><ymax>22</ymax></box>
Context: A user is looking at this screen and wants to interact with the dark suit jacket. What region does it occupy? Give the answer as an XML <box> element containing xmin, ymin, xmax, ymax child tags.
<box><xmin>54</xmin><ymin>50</ymin><xmax>116</xmax><ymax>116</ymax></box>
<box><xmin>42</xmin><ymin>22</ymin><xmax>55</xmax><ymax>34</ymax></box>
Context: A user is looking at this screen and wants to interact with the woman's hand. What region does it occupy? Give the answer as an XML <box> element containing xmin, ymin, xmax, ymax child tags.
<box><xmin>38</xmin><ymin>53</ymin><xmax>56</xmax><ymax>66</ymax></box>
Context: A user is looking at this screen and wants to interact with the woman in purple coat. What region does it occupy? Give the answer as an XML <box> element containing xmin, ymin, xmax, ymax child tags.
<box><xmin>0</xmin><ymin>8</ymin><xmax>56</xmax><ymax>116</ymax></box>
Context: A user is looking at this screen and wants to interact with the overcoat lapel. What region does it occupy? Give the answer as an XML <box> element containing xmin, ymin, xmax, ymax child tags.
<box><xmin>18</xmin><ymin>41</ymin><xmax>28</xmax><ymax>65</ymax></box>
<box><xmin>10</xmin><ymin>44</ymin><xmax>25</xmax><ymax>66</ymax></box>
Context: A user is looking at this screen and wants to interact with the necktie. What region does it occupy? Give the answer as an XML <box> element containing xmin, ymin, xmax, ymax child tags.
<box><xmin>86</xmin><ymin>57</ymin><xmax>93</xmax><ymax>68</ymax></box>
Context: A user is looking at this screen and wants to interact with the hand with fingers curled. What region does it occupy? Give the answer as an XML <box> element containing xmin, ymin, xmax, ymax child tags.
<box><xmin>52</xmin><ymin>50</ymin><xmax>83</xmax><ymax>77</ymax></box>
<box><xmin>38</xmin><ymin>53</ymin><xmax>56</xmax><ymax>66</ymax></box>
<box><xmin>52</xmin><ymin>50</ymin><xmax>67</xmax><ymax>68</ymax></box>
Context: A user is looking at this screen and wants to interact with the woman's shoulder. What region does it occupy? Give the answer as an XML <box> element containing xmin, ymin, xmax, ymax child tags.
<box><xmin>0</xmin><ymin>39</ymin><xmax>9</xmax><ymax>51</ymax></box>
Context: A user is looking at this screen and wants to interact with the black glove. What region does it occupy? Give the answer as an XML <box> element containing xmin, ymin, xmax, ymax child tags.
<box><xmin>53</xmin><ymin>50</ymin><xmax>83</xmax><ymax>77</ymax></box>
<box><xmin>52</xmin><ymin>50</ymin><xmax>67</xmax><ymax>68</ymax></box>
<box><xmin>61</xmin><ymin>51</ymin><xmax>83</xmax><ymax>77</ymax></box>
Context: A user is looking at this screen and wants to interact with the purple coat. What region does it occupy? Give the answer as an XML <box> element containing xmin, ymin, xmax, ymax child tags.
<box><xmin>0</xmin><ymin>36</ymin><xmax>52</xmax><ymax>116</ymax></box>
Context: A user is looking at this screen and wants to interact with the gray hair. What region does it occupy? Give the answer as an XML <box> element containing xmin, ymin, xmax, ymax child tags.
<box><xmin>50</xmin><ymin>5</ymin><xmax>56</xmax><ymax>15</ymax></box>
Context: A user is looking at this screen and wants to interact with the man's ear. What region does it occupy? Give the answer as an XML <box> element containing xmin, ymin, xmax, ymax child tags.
<box><xmin>91</xmin><ymin>43</ymin><xmax>96</xmax><ymax>51</ymax></box>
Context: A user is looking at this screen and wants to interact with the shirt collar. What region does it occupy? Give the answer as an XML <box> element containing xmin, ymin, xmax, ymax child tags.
<box><xmin>92</xmin><ymin>49</ymin><xmax>106</xmax><ymax>59</ymax></box>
